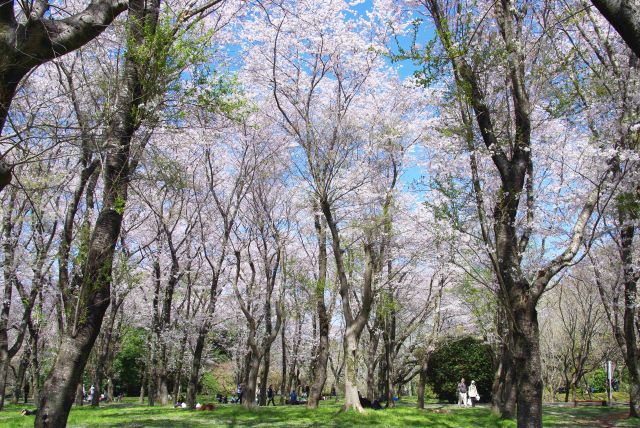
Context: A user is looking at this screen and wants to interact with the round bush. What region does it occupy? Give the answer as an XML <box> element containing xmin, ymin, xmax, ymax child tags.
<box><xmin>426</xmin><ymin>336</ymin><xmax>494</xmax><ymax>403</ymax></box>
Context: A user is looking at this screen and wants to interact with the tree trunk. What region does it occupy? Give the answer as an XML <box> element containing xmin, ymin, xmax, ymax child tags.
<box><xmin>280</xmin><ymin>318</ymin><xmax>287</xmax><ymax>405</ymax></box>
<box><xmin>343</xmin><ymin>331</ymin><xmax>363</xmax><ymax>412</ymax></box>
<box><xmin>417</xmin><ymin>367</ymin><xmax>427</xmax><ymax>409</ymax></box>
<box><xmin>621</xmin><ymin>221</ymin><xmax>640</xmax><ymax>417</ymax></box>
<box><xmin>511</xmin><ymin>297</ymin><xmax>543</xmax><ymax>428</ymax></box>
<box><xmin>30</xmin><ymin>333</ymin><xmax>41</xmax><ymax>407</ymax></box>
<box><xmin>0</xmin><ymin>189</ymin><xmax>18</xmax><ymax>411</ymax></box>
<box><xmin>365</xmin><ymin>343</ymin><xmax>378</xmax><ymax>402</ymax></box>
<box><xmin>156</xmin><ymin>345</ymin><xmax>170</xmax><ymax>406</ymax></box>
<box><xmin>186</xmin><ymin>331</ymin><xmax>206</xmax><ymax>408</ymax></box>
<box><xmin>491</xmin><ymin>338</ymin><xmax>517</xmax><ymax>418</ymax></box>
<box><xmin>34</xmin><ymin>0</ymin><xmax>159</xmax><ymax>423</ymax></box>
<box><xmin>12</xmin><ymin>346</ymin><xmax>30</xmax><ymax>404</ymax></box>
<box><xmin>91</xmin><ymin>365</ymin><xmax>103</xmax><ymax>407</ymax></box>
<box><xmin>139</xmin><ymin>345</ymin><xmax>148</xmax><ymax>404</ymax></box>
<box><xmin>591</xmin><ymin>0</ymin><xmax>640</xmax><ymax>58</ymax></box>
<box><xmin>171</xmin><ymin>334</ymin><xmax>187</xmax><ymax>404</ymax></box>
<box><xmin>242</xmin><ymin>355</ymin><xmax>260</xmax><ymax>408</ymax></box>
<box><xmin>75</xmin><ymin>383</ymin><xmax>84</xmax><ymax>406</ymax></box>
<box><xmin>309</xmin><ymin>209</ymin><xmax>329</xmax><ymax>408</ymax></box>
<box><xmin>36</xmin><ymin>307</ymin><xmax>114</xmax><ymax>427</ymax></box>
<box><xmin>259</xmin><ymin>351</ymin><xmax>270</xmax><ymax>406</ymax></box>
<box><xmin>0</xmin><ymin>73</ymin><xmax>16</xmax><ymax>188</ymax></box>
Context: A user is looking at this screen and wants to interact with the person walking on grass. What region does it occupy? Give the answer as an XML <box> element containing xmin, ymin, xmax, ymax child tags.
<box><xmin>468</xmin><ymin>380</ymin><xmax>479</xmax><ymax>407</ymax></box>
<box><xmin>457</xmin><ymin>378</ymin><xmax>468</xmax><ymax>407</ymax></box>
<box><xmin>267</xmin><ymin>384</ymin><xmax>276</xmax><ymax>406</ymax></box>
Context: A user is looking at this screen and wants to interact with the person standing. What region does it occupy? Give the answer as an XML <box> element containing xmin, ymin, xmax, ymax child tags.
<box><xmin>267</xmin><ymin>384</ymin><xmax>276</xmax><ymax>406</ymax></box>
<box><xmin>457</xmin><ymin>378</ymin><xmax>467</xmax><ymax>406</ymax></box>
<box><xmin>468</xmin><ymin>380</ymin><xmax>479</xmax><ymax>407</ymax></box>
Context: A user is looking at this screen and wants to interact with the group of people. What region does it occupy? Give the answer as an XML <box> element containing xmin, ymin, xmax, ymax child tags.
<box><xmin>457</xmin><ymin>378</ymin><xmax>480</xmax><ymax>407</ymax></box>
<box><xmin>230</xmin><ymin>383</ymin><xmax>334</xmax><ymax>405</ymax></box>
<box><xmin>80</xmin><ymin>383</ymin><xmax>124</xmax><ymax>403</ymax></box>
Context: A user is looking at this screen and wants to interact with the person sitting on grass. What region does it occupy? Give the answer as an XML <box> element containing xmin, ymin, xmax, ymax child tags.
<box><xmin>289</xmin><ymin>389</ymin><xmax>298</xmax><ymax>405</ymax></box>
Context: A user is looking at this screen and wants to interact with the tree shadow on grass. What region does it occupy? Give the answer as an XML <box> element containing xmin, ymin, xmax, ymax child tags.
<box><xmin>53</xmin><ymin>402</ymin><xmax>526</xmax><ymax>428</ymax></box>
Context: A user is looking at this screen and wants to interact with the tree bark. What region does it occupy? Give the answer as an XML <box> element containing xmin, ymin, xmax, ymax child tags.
<box><xmin>308</xmin><ymin>209</ymin><xmax>330</xmax><ymax>408</ymax></box>
<box><xmin>280</xmin><ymin>317</ymin><xmax>287</xmax><ymax>404</ymax></box>
<box><xmin>12</xmin><ymin>346</ymin><xmax>30</xmax><ymax>405</ymax></box>
<box><xmin>591</xmin><ymin>0</ymin><xmax>640</xmax><ymax>58</ymax></box>
<box><xmin>75</xmin><ymin>383</ymin><xmax>84</xmax><ymax>406</ymax></box>
<box><xmin>259</xmin><ymin>351</ymin><xmax>270</xmax><ymax>405</ymax></box>
<box><xmin>320</xmin><ymin>200</ymin><xmax>374</xmax><ymax>413</ymax></box>
<box><xmin>0</xmin><ymin>0</ymin><xmax>128</xmax><ymax>191</ymax></box>
<box><xmin>417</xmin><ymin>361</ymin><xmax>428</xmax><ymax>409</ymax></box>
<box><xmin>241</xmin><ymin>354</ymin><xmax>260</xmax><ymax>407</ymax></box>
<box><xmin>186</xmin><ymin>331</ymin><xmax>206</xmax><ymax>408</ymax></box>
<box><xmin>34</xmin><ymin>0</ymin><xmax>159</xmax><ymax>424</ymax></box>
<box><xmin>510</xmin><ymin>294</ymin><xmax>543</xmax><ymax>427</ymax></box>
<box><xmin>491</xmin><ymin>340</ymin><xmax>517</xmax><ymax>418</ymax></box>
<box><xmin>343</xmin><ymin>331</ymin><xmax>363</xmax><ymax>411</ymax></box>
<box><xmin>621</xmin><ymin>221</ymin><xmax>640</xmax><ymax>417</ymax></box>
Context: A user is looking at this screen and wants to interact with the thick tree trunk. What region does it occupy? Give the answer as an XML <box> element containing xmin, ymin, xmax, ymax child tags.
<box><xmin>0</xmin><ymin>0</ymin><xmax>128</xmax><ymax>193</ymax></box>
<box><xmin>91</xmin><ymin>303</ymin><xmax>117</xmax><ymax>407</ymax></box>
<box><xmin>343</xmin><ymin>331</ymin><xmax>363</xmax><ymax>412</ymax></box>
<box><xmin>156</xmin><ymin>346</ymin><xmax>170</xmax><ymax>406</ymax></box>
<box><xmin>511</xmin><ymin>297</ymin><xmax>543</xmax><ymax>428</ymax></box>
<box><xmin>385</xmin><ymin>345</ymin><xmax>395</xmax><ymax>408</ymax></box>
<box><xmin>417</xmin><ymin>367</ymin><xmax>427</xmax><ymax>409</ymax></box>
<box><xmin>187</xmin><ymin>331</ymin><xmax>206</xmax><ymax>408</ymax></box>
<box><xmin>242</xmin><ymin>356</ymin><xmax>260</xmax><ymax>408</ymax></box>
<box><xmin>491</xmin><ymin>336</ymin><xmax>517</xmax><ymax>418</ymax></box>
<box><xmin>0</xmin><ymin>189</ymin><xmax>18</xmax><ymax>411</ymax></box>
<box><xmin>171</xmin><ymin>334</ymin><xmax>187</xmax><ymax>404</ymax></box>
<box><xmin>91</xmin><ymin>365</ymin><xmax>103</xmax><ymax>406</ymax></box>
<box><xmin>591</xmin><ymin>0</ymin><xmax>640</xmax><ymax>58</ymax></box>
<box><xmin>0</xmin><ymin>76</ymin><xmax>20</xmax><ymax>190</ymax></box>
<box><xmin>621</xmin><ymin>223</ymin><xmax>640</xmax><ymax>417</ymax></box>
<box><xmin>0</xmin><ymin>351</ymin><xmax>9</xmax><ymax>410</ymax></box>
<box><xmin>308</xmin><ymin>209</ymin><xmax>329</xmax><ymax>408</ymax></box>
<box><xmin>75</xmin><ymin>383</ymin><xmax>84</xmax><ymax>406</ymax></box>
<box><xmin>259</xmin><ymin>350</ymin><xmax>270</xmax><ymax>406</ymax></box>
<box><xmin>308</xmin><ymin>332</ymin><xmax>329</xmax><ymax>407</ymax></box>
<box><xmin>35</xmin><ymin>297</ymin><xmax>114</xmax><ymax>427</ymax></box>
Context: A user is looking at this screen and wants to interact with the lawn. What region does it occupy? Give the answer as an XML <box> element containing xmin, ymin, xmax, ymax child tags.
<box><xmin>1</xmin><ymin>399</ymin><xmax>640</xmax><ymax>427</ymax></box>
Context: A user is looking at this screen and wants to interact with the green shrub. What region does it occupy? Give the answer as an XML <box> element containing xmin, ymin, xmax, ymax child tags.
<box><xmin>200</xmin><ymin>371</ymin><xmax>221</xmax><ymax>396</ymax></box>
<box><xmin>426</xmin><ymin>336</ymin><xmax>494</xmax><ymax>403</ymax></box>
<box><xmin>113</xmin><ymin>328</ymin><xmax>147</xmax><ymax>396</ymax></box>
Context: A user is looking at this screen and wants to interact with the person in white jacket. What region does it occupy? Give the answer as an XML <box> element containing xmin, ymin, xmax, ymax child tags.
<box><xmin>468</xmin><ymin>380</ymin><xmax>479</xmax><ymax>407</ymax></box>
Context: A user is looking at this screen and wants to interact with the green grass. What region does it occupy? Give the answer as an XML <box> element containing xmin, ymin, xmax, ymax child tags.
<box><xmin>1</xmin><ymin>399</ymin><xmax>639</xmax><ymax>427</ymax></box>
